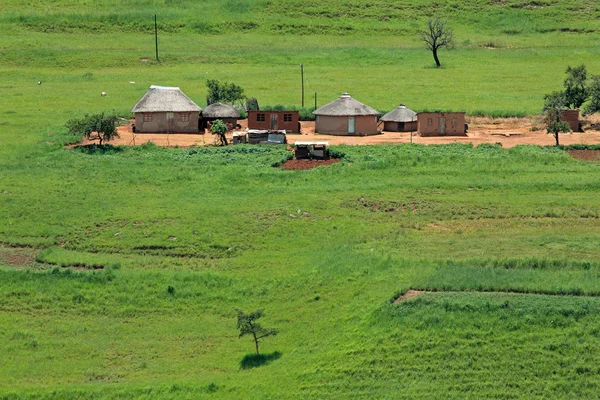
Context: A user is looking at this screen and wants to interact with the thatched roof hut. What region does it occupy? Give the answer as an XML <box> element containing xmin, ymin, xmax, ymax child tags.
<box><xmin>380</xmin><ymin>103</ymin><xmax>418</xmax><ymax>132</ymax></box>
<box><xmin>131</xmin><ymin>86</ymin><xmax>201</xmax><ymax>133</ymax></box>
<box><xmin>313</xmin><ymin>93</ymin><xmax>379</xmax><ymax>117</ymax></box>
<box><xmin>202</xmin><ymin>102</ymin><xmax>241</xmax><ymax>119</ymax></box>
<box><xmin>313</xmin><ymin>93</ymin><xmax>379</xmax><ymax>135</ymax></box>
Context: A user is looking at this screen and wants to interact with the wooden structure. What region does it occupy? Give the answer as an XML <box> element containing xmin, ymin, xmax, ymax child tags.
<box><xmin>294</xmin><ymin>142</ymin><xmax>329</xmax><ymax>160</ymax></box>
<box><xmin>247</xmin><ymin>110</ymin><xmax>299</xmax><ymax>132</ymax></box>
<box><xmin>131</xmin><ymin>86</ymin><xmax>201</xmax><ymax>133</ymax></box>
<box><xmin>202</xmin><ymin>102</ymin><xmax>240</xmax><ymax>131</ymax></box>
<box><xmin>417</xmin><ymin>112</ymin><xmax>466</xmax><ymax>136</ymax></box>
<box><xmin>380</xmin><ymin>104</ymin><xmax>418</xmax><ymax>132</ymax></box>
<box><xmin>313</xmin><ymin>93</ymin><xmax>379</xmax><ymax>136</ymax></box>
<box><xmin>560</xmin><ymin>109</ymin><xmax>581</xmax><ymax>132</ymax></box>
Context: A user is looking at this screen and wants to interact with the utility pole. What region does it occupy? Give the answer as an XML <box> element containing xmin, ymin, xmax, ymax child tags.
<box><xmin>300</xmin><ymin>64</ymin><xmax>304</xmax><ymax>108</ymax></box>
<box><xmin>154</xmin><ymin>14</ymin><xmax>159</xmax><ymax>62</ymax></box>
<box><xmin>314</xmin><ymin>92</ymin><xmax>317</xmax><ymax>110</ymax></box>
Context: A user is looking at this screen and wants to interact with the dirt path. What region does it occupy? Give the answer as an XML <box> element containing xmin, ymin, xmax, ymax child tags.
<box><xmin>78</xmin><ymin>115</ymin><xmax>600</xmax><ymax>148</ymax></box>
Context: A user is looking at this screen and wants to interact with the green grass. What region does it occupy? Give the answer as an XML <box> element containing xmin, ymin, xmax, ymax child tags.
<box><xmin>2</xmin><ymin>0</ymin><xmax>600</xmax><ymax>398</ymax></box>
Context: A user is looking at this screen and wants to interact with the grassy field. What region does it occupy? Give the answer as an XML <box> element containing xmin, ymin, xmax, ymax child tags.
<box><xmin>2</xmin><ymin>0</ymin><xmax>600</xmax><ymax>398</ymax></box>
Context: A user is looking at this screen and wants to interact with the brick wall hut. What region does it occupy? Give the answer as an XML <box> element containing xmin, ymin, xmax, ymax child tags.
<box><xmin>131</xmin><ymin>86</ymin><xmax>201</xmax><ymax>133</ymax></box>
<box><xmin>247</xmin><ymin>110</ymin><xmax>300</xmax><ymax>132</ymax></box>
<box><xmin>202</xmin><ymin>102</ymin><xmax>241</xmax><ymax>131</ymax></box>
<box><xmin>380</xmin><ymin>103</ymin><xmax>418</xmax><ymax>132</ymax></box>
<box><xmin>560</xmin><ymin>109</ymin><xmax>581</xmax><ymax>132</ymax></box>
<box><xmin>313</xmin><ymin>93</ymin><xmax>379</xmax><ymax>135</ymax></box>
<box><xmin>417</xmin><ymin>112</ymin><xmax>466</xmax><ymax>136</ymax></box>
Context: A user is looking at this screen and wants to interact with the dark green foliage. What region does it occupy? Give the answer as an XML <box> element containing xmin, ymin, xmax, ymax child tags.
<box><xmin>236</xmin><ymin>309</ymin><xmax>278</xmax><ymax>355</ymax></box>
<box><xmin>206</xmin><ymin>79</ymin><xmax>245</xmax><ymax>105</ymax></box>
<box><xmin>65</xmin><ymin>112</ymin><xmax>118</xmax><ymax>145</ymax></box>
<box><xmin>246</xmin><ymin>97</ymin><xmax>259</xmax><ymax>111</ymax></box>
<box><xmin>563</xmin><ymin>64</ymin><xmax>588</xmax><ymax>109</ymax></box>
<box><xmin>210</xmin><ymin>119</ymin><xmax>228</xmax><ymax>146</ymax></box>
<box><xmin>542</xmin><ymin>91</ymin><xmax>567</xmax><ymax>112</ymax></box>
<box><xmin>583</xmin><ymin>75</ymin><xmax>600</xmax><ymax>116</ymax></box>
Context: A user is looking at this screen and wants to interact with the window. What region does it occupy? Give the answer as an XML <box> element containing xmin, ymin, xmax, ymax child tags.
<box><xmin>427</xmin><ymin>118</ymin><xmax>433</xmax><ymax>127</ymax></box>
<box><xmin>143</xmin><ymin>113</ymin><xmax>153</xmax><ymax>122</ymax></box>
<box><xmin>256</xmin><ymin>113</ymin><xmax>265</xmax><ymax>122</ymax></box>
<box><xmin>451</xmin><ymin>118</ymin><xmax>456</xmax><ymax>127</ymax></box>
<box><xmin>181</xmin><ymin>113</ymin><xmax>190</xmax><ymax>122</ymax></box>
<box><xmin>284</xmin><ymin>113</ymin><xmax>293</xmax><ymax>122</ymax></box>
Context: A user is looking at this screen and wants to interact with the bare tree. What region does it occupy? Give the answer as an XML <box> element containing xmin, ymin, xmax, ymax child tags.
<box><xmin>420</xmin><ymin>19</ymin><xmax>455</xmax><ymax>68</ymax></box>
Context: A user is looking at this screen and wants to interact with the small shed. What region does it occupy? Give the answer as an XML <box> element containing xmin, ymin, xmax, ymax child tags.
<box><xmin>247</xmin><ymin>110</ymin><xmax>300</xmax><ymax>132</ymax></box>
<box><xmin>131</xmin><ymin>86</ymin><xmax>201</xmax><ymax>133</ymax></box>
<box><xmin>417</xmin><ymin>112</ymin><xmax>466</xmax><ymax>136</ymax></box>
<box><xmin>202</xmin><ymin>102</ymin><xmax>241</xmax><ymax>131</ymax></box>
<box><xmin>380</xmin><ymin>103</ymin><xmax>418</xmax><ymax>132</ymax></box>
<box><xmin>560</xmin><ymin>109</ymin><xmax>581</xmax><ymax>132</ymax></box>
<box><xmin>313</xmin><ymin>93</ymin><xmax>379</xmax><ymax>135</ymax></box>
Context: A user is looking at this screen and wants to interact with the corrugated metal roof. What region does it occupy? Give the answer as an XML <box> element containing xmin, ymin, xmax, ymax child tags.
<box><xmin>131</xmin><ymin>86</ymin><xmax>201</xmax><ymax>113</ymax></box>
<box><xmin>380</xmin><ymin>103</ymin><xmax>417</xmax><ymax>122</ymax></box>
<box><xmin>313</xmin><ymin>93</ymin><xmax>379</xmax><ymax>116</ymax></box>
<box><xmin>202</xmin><ymin>102</ymin><xmax>241</xmax><ymax>119</ymax></box>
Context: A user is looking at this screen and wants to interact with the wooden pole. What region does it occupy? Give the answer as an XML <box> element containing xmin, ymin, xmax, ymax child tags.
<box><xmin>154</xmin><ymin>14</ymin><xmax>159</xmax><ymax>62</ymax></box>
<box><xmin>314</xmin><ymin>92</ymin><xmax>317</xmax><ymax>110</ymax></box>
<box><xmin>300</xmin><ymin>64</ymin><xmax>304</xmax><ymax>108</ymax></box>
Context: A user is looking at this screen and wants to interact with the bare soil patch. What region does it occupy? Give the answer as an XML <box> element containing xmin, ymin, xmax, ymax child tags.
<box><xmin>71</xmin><ymin>264</ymin><xmax>104</xmax><ymax>270</ymax></box>
<box><xmin>281</xmin><ymin>158</ymin><xmax>340</xmax><ymax>170</ymax></box>
<box><xmin>568</xmin><ymin>150</ymin><xmax>600</xmax><ymax>161</ymax></box>
<box><xmin>0</xmin><ymin>247</ymin><xmax>38</xmax><ymax>267</ymax></box>
<box><xmin>393</xmin><ymin>290</ymin><xmax>426</xmax><ymax>303</ymax></box>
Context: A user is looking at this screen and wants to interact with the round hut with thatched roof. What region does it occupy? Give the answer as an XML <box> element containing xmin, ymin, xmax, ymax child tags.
<box><xmin>131</xmin><ymin>85</ymin><xmax>201</xmax><ymax>133</ymax></box>
<box><xmin>201</xmin><ymin>102</ymin><xmax>241</xmax><ymax>131</ymax></box>
<box><xmin>380</xmin><ymin>103</ymin><xmax>417</xmax><ymax>132</ymax></box>
<box><xmin>313</xmin><ymin>93</ymin><xmax>380</xmax><ymax>135</ymax></box>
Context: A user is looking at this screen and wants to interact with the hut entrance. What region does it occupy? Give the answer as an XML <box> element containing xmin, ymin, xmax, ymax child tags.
<box><xmin>348</xmin><ymin>116</ymin><xmax>355</xmax><ymax>134</ymax></box>
<box><xmin>167</xmin><ymin>112</ymin><xmax>174</xmax><ymax>132</ymax></box>
<box><xmin>438</xmin><ymin>118</ymin><xmax>446</xmax><ymax>135</ymax></box>
<box><xmin>270</xmin><ymin>114</ymin><xmax>279</xmax><ymax>130</ymax></box>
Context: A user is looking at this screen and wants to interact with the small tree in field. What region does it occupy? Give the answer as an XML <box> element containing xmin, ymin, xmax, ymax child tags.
<box><xmin>66</xmin><ymin>112</ymin><xmax>118</xmax><ymax>145</ymax></box>
<box><xmin>563</xmin><ymin>64</ymin><xmax>588</xmax><ymax>109</ymax></box>
<box><xmin>211</xmin><ymin>119</ymin><xmax>228</xmax><ymax>146</ymax></box>
<box><xmin>546</xmin><ymin>107</ymin><xmax>571</xmax><ymax>146</ymax></box>
<box><xmin>420</xmin><ymin>18</ymin><xmax>455</xmax><ymax>68</ymax></box>
<box><xmin>236</xmin><ymin>309</ymin><xmax>278</xmax><ymax>355</ymax></box>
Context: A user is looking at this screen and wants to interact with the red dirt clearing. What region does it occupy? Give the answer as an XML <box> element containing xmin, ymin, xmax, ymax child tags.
<box><xmin>568</xmin><ymin>150</ymin><xmax>600</xmax><ymax>161</ymax></box>
<box><xmin>281</xmin><ymin>158</ymin><xmax>341</xmax><ymax>170</ymax></box>
<box><xmin>393</xmin><ymin>290</ymin><xmax>426</xmax><ymax>303</ymax></box>
<box><xmin>75</xmin><ymin>115</ymin><xmax>600</xmax><ymax>149</ymax></box>
<box><xmin>0</xmin><ymin>247</ymin><xmax>38</xmax><ymax>267</ymax></box>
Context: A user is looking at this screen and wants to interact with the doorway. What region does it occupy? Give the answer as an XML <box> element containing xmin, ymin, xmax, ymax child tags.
<box><xmin>166</xmin><ymin>112</ymin><xmax>174</xmax><ymax>132</ymax></box>
<box><xmin>270</xmin><ymin>113</ymin><xmax>278</xmax><ymax>130</ymax></box>
<box><xmin>348</xmin><ymin>116</ymin><xmax>355</xmax><ymax>134</ymax></box>
<box><xmin>438</xmin><ymin>117</ymin><xmax>446</xmax><ymax>135</ymax></box>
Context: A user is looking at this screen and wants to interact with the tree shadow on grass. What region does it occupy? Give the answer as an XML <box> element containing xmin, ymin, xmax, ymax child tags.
<box><xmin>73</xmin><ymin>144</ymin><xmax>125</xmax><ymax>155</ymax></box>
<box><xmin>240</xmin><ymin>351</ymin><xmax>282</xmax><ymax>369</ymax></box>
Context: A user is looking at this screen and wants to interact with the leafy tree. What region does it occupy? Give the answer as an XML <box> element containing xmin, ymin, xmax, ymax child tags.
<box><xmin>420</xmin><ymin>19</ymin><xmax>455</xmax><ymax>68</ymax></box>
<box><xmin>542</xmin><ymin>91</ymin><xmax>567</xmax><ymax>113</ymax></box>
<box><xmin>583</xmin><ymin>75</ymin><xmax>600</xmax><ymax>116</ymax></box>
<box><xmin>246</xmin><ymin>97</ymin><xmax>259</xmax><ymax>111</ymax></box>
<box><xmin>563</xmin><ymin>64</ymin><xmax>588</xmax><ymax>109</ymax></box>
<box><xmin>206</xmin><ymin>79</ymin><xmax>245</xmax><ymax>105</ymax></box>
<box><xmin>545</xmin><ymin>107</ymin><xmax>571</xmax><ymax>147</ymax></box>
<box><xmin>236</xmin><ymin>309</ymin><xmax>278</xmax><ymax>355</ymax></box>
<box><xmin>211</xmin><ymin>119</ymin><xmax>228</xmax><ymax>146</ymax></box>
<box><xmin>66</xmin><ymin>112</ymin><xmax>118</xmax><ymax>145</ymax></box>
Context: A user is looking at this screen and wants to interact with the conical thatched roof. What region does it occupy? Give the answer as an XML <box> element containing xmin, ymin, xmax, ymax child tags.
<box><xmin>380</xmin><ymin>104</ymin><xmax>417</xmax><ymax>122</ymax></box>
<box><xmin>131</xmin><ymin>86</ymin><xmax>201</xmax><ymax>113</ymax></box>
<box><xmin>202</xmin><ymin>102</ymin><xmax>241</xmax><ymax>119</ymax></box>
<box><xmin>313</xmin><ymin>93</ymin><xmax>379</xmax><ymax>116</ymax></box>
